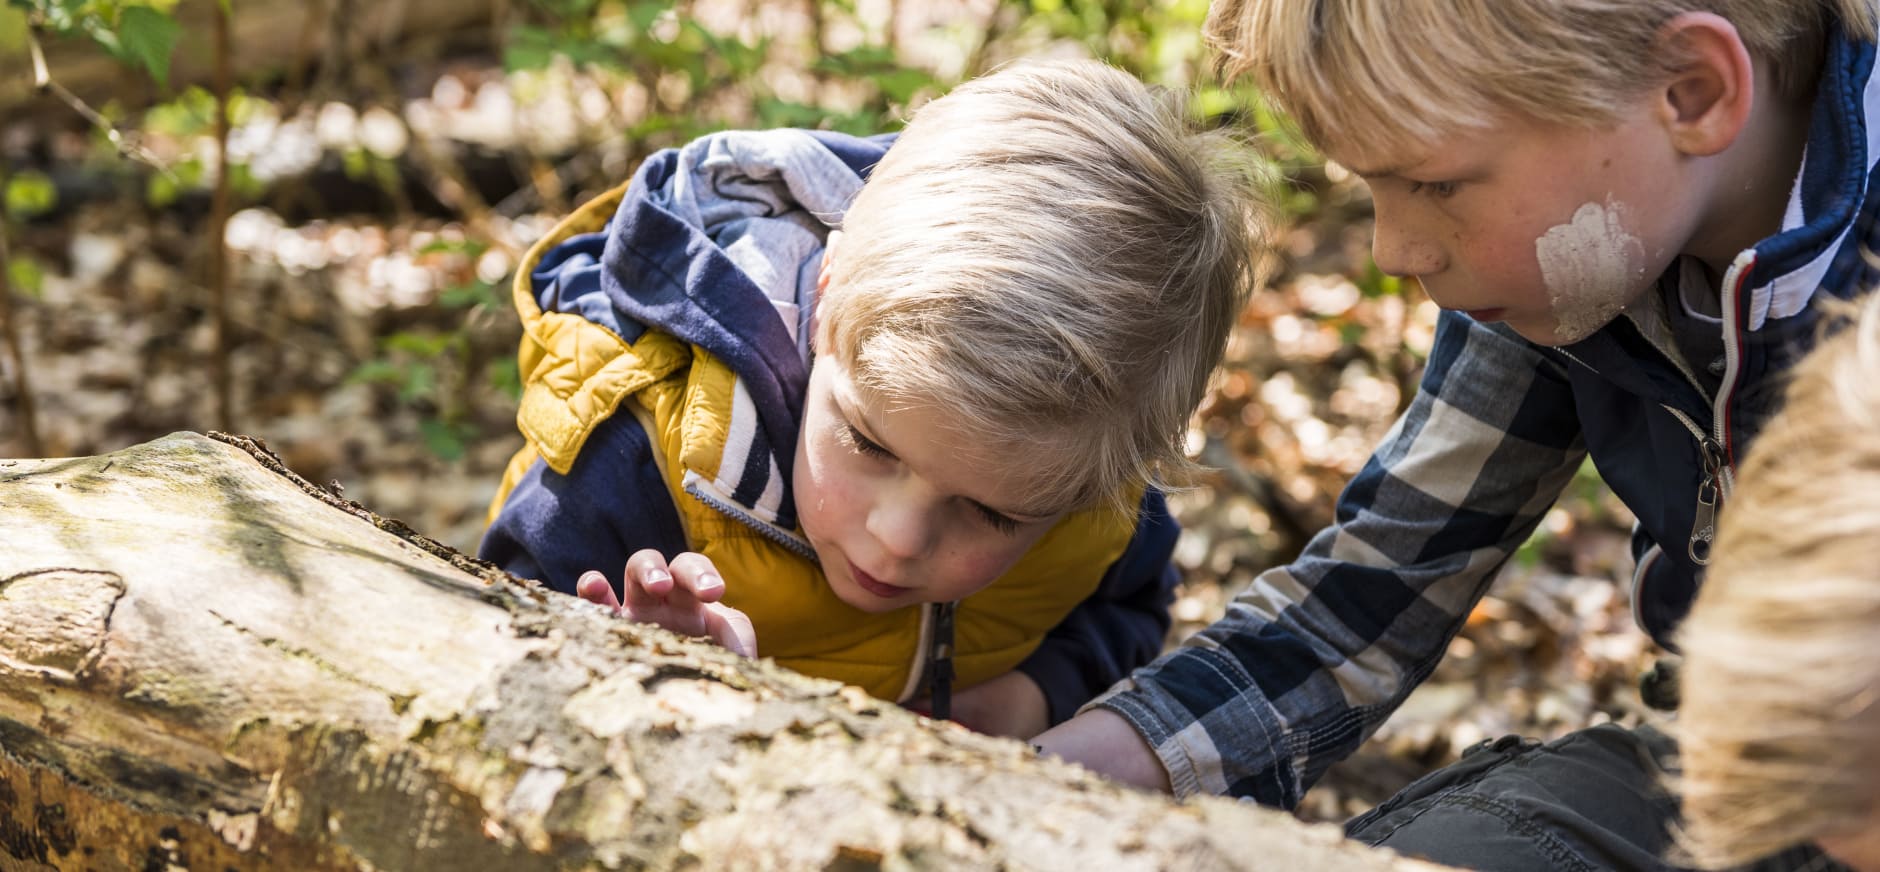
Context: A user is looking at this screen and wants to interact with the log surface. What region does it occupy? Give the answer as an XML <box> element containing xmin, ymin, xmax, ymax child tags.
<box><xmin>0</xmin><ymin>432</ymin><xmax>1447</xmax><ymax>870</ymax></box>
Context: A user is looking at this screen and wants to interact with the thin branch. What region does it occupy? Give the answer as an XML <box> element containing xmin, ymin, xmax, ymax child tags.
<box><xmin>210</xmin><ymin>0</ymin><xmax>235</xmax><ymax>432</ymax></box>
<box><xmin>27</xmin><ymin>29</ymin><xmax>177</xmax><ymax>178</ymax></box>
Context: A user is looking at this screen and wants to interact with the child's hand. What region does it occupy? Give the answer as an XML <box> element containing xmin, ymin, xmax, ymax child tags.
<box><xmin>575</xmin><ymin>550</ymin><xmax>758</xmax><ymax>659</ymax></box>
<box><xmin>911</xmin><ymin>670</ymin><xmax>1049</xmax><ymax>738</ymax></box>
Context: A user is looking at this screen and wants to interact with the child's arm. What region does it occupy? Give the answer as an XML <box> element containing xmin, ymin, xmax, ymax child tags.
<box><xmin>1016</xmin><ymin>489</ymin><xmax>1182</xmax><ymax>728</ymax></box>
<box><xmin>1055</xmin><ymin>314</ymin><xmax>1588</xmax><ymax>805</ymax></box>
<box><xmin>479</xmin><ymin>413</ymin><xmax>690</xmax><ymax>596</ymax></box>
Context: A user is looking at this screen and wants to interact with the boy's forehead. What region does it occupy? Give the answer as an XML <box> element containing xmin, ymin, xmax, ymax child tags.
<box><xmin>844</xmin><ymin>379</ymin><xmax>1077</xmax><ymax>518</ymax></box>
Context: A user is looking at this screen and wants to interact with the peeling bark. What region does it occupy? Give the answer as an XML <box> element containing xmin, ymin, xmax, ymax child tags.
<box><xmin>0</xmin><ymin>432</ymin><xmax>1448</xmax><ymax>870</ymax></box>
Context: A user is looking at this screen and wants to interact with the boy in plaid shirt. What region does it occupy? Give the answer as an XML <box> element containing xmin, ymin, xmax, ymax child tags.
<box><xmin>1037</xmin><ymin>1</ymin><xmax>1880</xmax><ymax>869</ymax></box>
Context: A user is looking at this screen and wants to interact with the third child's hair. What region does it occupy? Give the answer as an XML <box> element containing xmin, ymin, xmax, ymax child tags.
<box><xmin>1675</xmin><ymin>290</ymin><xmax>1880</xmax><ymax>867</ymax></box>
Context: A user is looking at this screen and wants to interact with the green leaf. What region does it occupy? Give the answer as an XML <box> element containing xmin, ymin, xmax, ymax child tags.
<box><xmin>117</xmin><ymin>5</ymin><xmax>180</xmax><ymax>88</ymax></box>
<box><xmin>419</xmin><ymin>418</ymin><xmax>468</xmax><ymax>461</ymax></box>
<box><xmin>345</xmin><ymin>360</ymin><xmax>407</xmax><ymax>387</ymax></box>
<box><xmin>504</xmin><ymin>26</ymin><xmax>558</xmax><ymax>72</ymax></box>
<box><xmin>1191</xmin><ymin>88</ymin><xmax>1243</xmax><ymax>123</ymax></box>
<box><xmin>417</xmin><ymin>238</ymin><xmax>491</xmax><ymax>257</ymax></box>
<box><xmin>143</xmin><ymin>87</ymin><xmax>217</xmax><ymax>137</ymax></box>
<box><xmin>6</xmin><ymin>253</ymin><xmax>45</xmax><ymax>299</ymax></box>
<box><xmin>384</xmin><ymin>331</ymin><xmax>458</xmax><ymax>358</ymax></box>
<box><xmin>340</xmin><ymin>147</ymin><xmax>370</xmax><ymax>181</ymax></box>
<box><xmin>438</xmin><ymin>282</ymin><xmax>500</xmax><ymax>309</ymax></box>
<box><xmin>754</xmin><ymin>98</ymin><xmax>829</xmax><ymax>129</ymax></box>
<box><xmin>398</xmin><ymin>363</ymin><xmax>437</xmax><ymax>403</ymax></box>
<box><xmin>626</xmin><ymin>0</ymin><xmax>667</xmax><ymax>31</ymax></box>
<box><xmin>488</xmin><ymin>357</ymin><xmax>522</xmax><ymax>401</ymax></box>
<box><xmin>145</xmin><ymin>171</ymin><xmax>179</xmax><ymax>208</ymax></box>
<box><xmin>873</xmin><ymin>68</ymin><xmax>934</xmax><ymax>105</ymax></box>
<box><xmin>0</xmin><ymin>7</ymin><xmax>30</xmax><ymax>54</ymax></box>
<box><xmin>4</xmin><ymin>171</ymin><xmax>57</xmax><ymax>219</ymax></box>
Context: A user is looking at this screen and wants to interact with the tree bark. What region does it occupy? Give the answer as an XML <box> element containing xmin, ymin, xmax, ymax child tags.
<box><xmin>0</xmin><ymin>432</ymin><xmax>1447</xmax><ymax>871</ymax></box>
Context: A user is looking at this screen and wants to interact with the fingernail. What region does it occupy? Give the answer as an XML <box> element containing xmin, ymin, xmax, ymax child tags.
<box><xmin>697</xmin><ymin>573</ymin><xmax>723</xmax><ymax>592</ymax></box>
<box><xmin>648</xmin><ymin>569</ymin><xmax>672</xmax><ymax>586</ymax></box>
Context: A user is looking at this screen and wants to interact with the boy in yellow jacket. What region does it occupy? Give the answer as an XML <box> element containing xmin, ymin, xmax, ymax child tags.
<box><xmin>481</xmin><ymin>59</ymin><xmax>1269</xmax><ymax>737</ymax></box>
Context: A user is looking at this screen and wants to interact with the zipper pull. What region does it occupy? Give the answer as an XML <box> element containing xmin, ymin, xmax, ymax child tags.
<box><xmin>1689</xmin><ymin>442</ymin><xmax>1723</xmax><ymax>565</ymax></box>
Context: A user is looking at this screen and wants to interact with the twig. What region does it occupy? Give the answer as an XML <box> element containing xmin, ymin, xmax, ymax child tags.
<box><xmin>210</xmin><ymin>0</ymin><xmax>235</xmax><ymax>432</ymax></box>
<box><xmin>26</xmin><ymin>29</ymin><xmax>177</xmax><ymax>178</ymax></box>
<box><xmin>0</xmin><ymin>212</ymin><xmax>44</xmax><ymax>457</ymax></box>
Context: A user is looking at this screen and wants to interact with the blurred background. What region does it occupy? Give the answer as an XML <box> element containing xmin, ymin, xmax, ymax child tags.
<box><xmin>0</xmin><ymin>0</ymin><xmax>1664</xmax><ymax>822</ymax></box>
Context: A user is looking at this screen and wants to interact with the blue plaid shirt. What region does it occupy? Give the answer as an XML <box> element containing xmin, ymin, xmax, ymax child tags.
<box><xmin>1093</xmin><ymin>29</ymin><xmax>1880</xmax><ymax>806</ymax></box>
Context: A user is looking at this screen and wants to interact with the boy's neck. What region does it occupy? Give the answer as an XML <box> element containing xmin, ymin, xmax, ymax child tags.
<box><xmin>1685</xmin><ymin>68</ymin><xmax>1819</xmax><ymax>285</ymax></box>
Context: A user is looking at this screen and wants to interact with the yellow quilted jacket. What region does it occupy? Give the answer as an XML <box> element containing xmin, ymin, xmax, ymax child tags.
<box><xmin>489</xmin><ymin>183</ymin><xmax>1142</xmax><ymax>703</ymax></box>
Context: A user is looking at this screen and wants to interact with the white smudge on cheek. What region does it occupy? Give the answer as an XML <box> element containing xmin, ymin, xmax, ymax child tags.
<box><xmin>1535</xmin><ymin>197</ymin><xmax>1647</xmax><ymax>343</ymax></box>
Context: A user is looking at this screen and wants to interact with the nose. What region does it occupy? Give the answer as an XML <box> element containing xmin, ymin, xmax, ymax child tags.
<box><xmin>864</xmin><ymin>481</ymin><xmax>935</xmax><ymax>562</ymax></box>
<box><xmin>1370</xmin><ymin>200</ymin><xmax>1446</xmax><ymax>278</ymax></box>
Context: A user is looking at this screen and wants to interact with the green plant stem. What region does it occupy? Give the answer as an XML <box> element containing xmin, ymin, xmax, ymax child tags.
<box><xmin>0</xmin><ymin>217</ymin><xmax>44</xmax><ymax>458</ymax></box>
<box><xmin>26</xmin><ymin>28</ymin><xmax>175</xmax><ymax>174</ymax></box>
<box><xmin>210</xmin><ymin>0</ymin><xmax>235</xmax><ymax>432</ymax></box>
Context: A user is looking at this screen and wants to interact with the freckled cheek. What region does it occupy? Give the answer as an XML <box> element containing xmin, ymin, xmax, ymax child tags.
<box><xmin>929</xmin><ymin>538</ymin><xmax>1032</xmax><ymax>597</ymax></box>
<box><xmin>1459</xmin><ymin>236</ymin><xmax>1542</xmax><ymax>288</ymax></box>
<box><xmin>799</xmin><ymin>435</ymin><xmax>866</xmax><ymax>536</ymax></box>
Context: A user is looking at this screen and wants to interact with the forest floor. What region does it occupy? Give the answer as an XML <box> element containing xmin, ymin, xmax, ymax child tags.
<box><xmin>0</xmin><ymin>44</ymin><xmax>1667</xmax><ymax>824</ymax></box>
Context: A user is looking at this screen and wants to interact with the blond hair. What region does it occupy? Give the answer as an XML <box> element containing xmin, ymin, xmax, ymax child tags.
<box><xmin>815</xmin><ymin>59</ymin><xmax>1271</xmax><ymax>516</ymax></box>
<box><xmin>1675</xmin><ymin>291</ymin><xmax>1880</xmax><ymax>867</ymax></box>
<box><xmin>1204</xmin><ymin>0</ymin><xmax>1880</xmax><ymax>158</ymax></box>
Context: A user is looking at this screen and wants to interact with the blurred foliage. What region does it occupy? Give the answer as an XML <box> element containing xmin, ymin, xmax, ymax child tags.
<box><xmin>7</xmin><ymin>0</ymin><xmax>181</xmax><ymax>85</ymax></box>
<box><xmin>2</xmin><ymin>0</ymin><xmax>1350</xmax><ymax>466</ymax></box>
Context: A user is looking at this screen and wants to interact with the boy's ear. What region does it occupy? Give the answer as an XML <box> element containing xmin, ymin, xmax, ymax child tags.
<box><xmin>1653</xmin><ymin>12</ymin><xmax>1757</xmax><ymax>158</ymax></box>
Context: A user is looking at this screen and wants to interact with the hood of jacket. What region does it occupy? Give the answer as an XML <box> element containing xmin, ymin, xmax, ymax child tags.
<box><xmin>511</xmin><ymin>128</ymin><xmax>894</xmax><ymax>542</ymax></box>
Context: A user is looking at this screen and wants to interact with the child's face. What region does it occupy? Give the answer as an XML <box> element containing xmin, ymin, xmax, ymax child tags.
<box><xmin>791</xmin><ymin>354</ymin><xmax>1067</xmax><ymax>614</ymax></box>
<box><xmin>1821</xmin><ymin>809</ymin><xmax>1880</xmax><ymax>872</ymax></box>
<box><xmin>1332</xmin><ymin>104</ymin><xmax>1708</xmax><ymax>346</ymax></box>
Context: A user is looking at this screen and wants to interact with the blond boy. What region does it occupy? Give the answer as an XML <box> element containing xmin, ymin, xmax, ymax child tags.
<box><xmin>1034</xmin><ymin>1</ymin><xmax>1880</xmax><ymax>869</ymax></box>
<box><xmin>481</xmin><ymin>60</ymin><xmax>1267</xmax><ymax>738</ymax></box>
<box><xmin>1679</xmin><ymin>291</ymin><xmax>1880</xmax><ymax>872</ymax></box>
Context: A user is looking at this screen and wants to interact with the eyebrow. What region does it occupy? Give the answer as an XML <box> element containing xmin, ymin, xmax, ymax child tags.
<box><xmin>843</xmin><ymin>408</ymin><xmax>1059</xmax><ymax>521</ymax></box>
<box><xmin>1346</xmin><ymin>159</ymin><xmax>1406</xmax><ymax>178</ymax></box>
<box><xmin>1341</xmin><ymin>159</ymin><xmax>1412</xmax><ymax>179</ymax></box>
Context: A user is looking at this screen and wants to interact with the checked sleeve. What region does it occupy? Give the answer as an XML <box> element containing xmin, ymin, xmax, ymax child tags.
<box><xmin>1087</xmin><ymin>312</ymin><xmax>1587</xmax><ymax>807</ymax></box>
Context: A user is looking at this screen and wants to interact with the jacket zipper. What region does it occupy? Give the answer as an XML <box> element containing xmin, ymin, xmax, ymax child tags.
<box><xmin>1658</xmin><ymin>405</ymin><xmax>1725</xmax><ymax>565</ymax></box>
<box><xmin>1711</xmin><ymin>250</ymin><xmax>1754</xmax><ymax>496</ymax></box>
<box><xmin>901</xmin><ymin>601</ymin><xmax>956</xmax><ymax>717</ymax></box>
<box><xmin>1551</xmin><ymin>343</ymin><xmax>1731</xmax><ymax>568</ymax></box>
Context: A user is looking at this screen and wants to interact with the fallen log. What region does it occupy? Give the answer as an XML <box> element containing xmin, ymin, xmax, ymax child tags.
<box><xmin>0</xmin><ymin>431</ymin><xmax>1446</xmax><ymax>870</ymax></box>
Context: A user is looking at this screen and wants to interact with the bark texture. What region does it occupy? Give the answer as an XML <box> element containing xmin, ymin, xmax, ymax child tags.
<box><xmin>0</xmin><ymin>432</ymin><xmax>1447</xmax><ymax>871</ymax></box>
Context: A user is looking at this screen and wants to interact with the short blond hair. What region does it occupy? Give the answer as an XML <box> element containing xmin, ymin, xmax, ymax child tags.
<box><xmin>816</xmin><ymin>59</ymin><xmax>1271</xmax><ymax>516</ymax></box>
<box><xmin>1675</xmin><ymin>291</ymin><xmax>1880</xmax><ymax>867</ymax></box>
<box><xmin>1205</xmin><ymin>0</ymin><xmax>1880</xmax><ymax>158</ymax></box>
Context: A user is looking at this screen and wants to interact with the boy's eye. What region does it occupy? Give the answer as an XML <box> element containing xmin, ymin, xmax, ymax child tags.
<box><xmin>1408</xmin><ymin>180</ymin><xmax>1459</xmax><ymax>198</ymax></box>
<box><xmin>842</xmin><ymin>424</ymin><xmax>893</xmax><ymax>459</ymax></box>
<box><xmin>973</xmin><ymin>504</ymin><xmax>1022</xmax><ymax>536</ymax></box>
